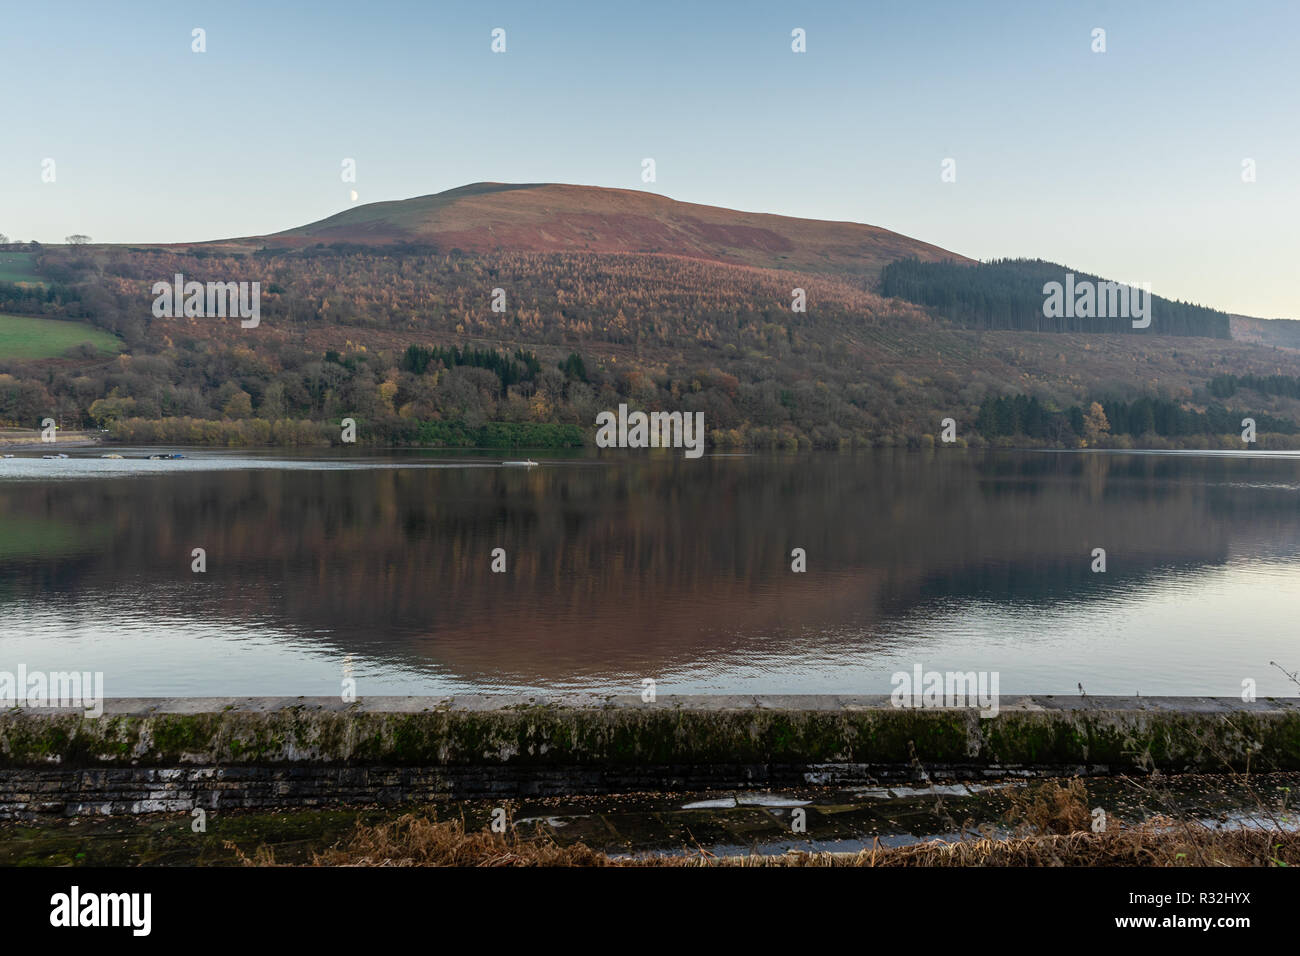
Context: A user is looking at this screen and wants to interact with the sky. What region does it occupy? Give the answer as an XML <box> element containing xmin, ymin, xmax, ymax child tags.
<box><xmin>2</xmin><ymin>0</ymin><xmax>1298</xmax><ymax>317</ymax></box>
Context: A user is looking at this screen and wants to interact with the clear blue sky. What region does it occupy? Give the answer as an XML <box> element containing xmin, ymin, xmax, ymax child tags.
<box><xmin>3</xmin><ymin>0</ymin><xmax>1297</xmax><ymax>317</ymax></box>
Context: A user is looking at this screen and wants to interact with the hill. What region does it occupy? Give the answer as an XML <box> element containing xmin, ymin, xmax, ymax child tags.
<box><xmin>1229</xmin><ymin>314</ymin><xmax>1300</xmax><ymax>350</ymax></box>
<box><xmin>3</xmin><ymin>183</ymin><xmax>1300</xmax><ymax>450</ymax></box>
<box><xmin>255</xmin><ymin>182</ymin><xmax>970</xmax><ymax>281</ymax></box>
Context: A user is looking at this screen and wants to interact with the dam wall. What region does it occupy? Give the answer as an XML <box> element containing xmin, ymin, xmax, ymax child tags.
<box><xmin>1</xmin><ymin>695</ymin><xmax>1296</xmax><ymax>817</ymax></box>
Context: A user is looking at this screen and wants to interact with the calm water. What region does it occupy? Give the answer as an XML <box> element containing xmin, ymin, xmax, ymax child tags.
<box><xmin>1</xmin><ymin>448</ymin><xmax>1298</xmax><ymax>697</ymax></box>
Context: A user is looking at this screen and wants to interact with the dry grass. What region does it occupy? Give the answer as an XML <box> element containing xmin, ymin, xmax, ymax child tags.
<box><xmin>1004</xmin><ymin>777</ymin><xmax>1093</xmax><ymax>835</ymax></box>
<box><xmin>312</xmin><ymin>814</ymin><xmax>612</xmax><ymax>867</ymax></box>
<box><xmin>229</xmin><ymin>813</ymin><xmax>611</xmax><ymax>868</ymax></box>
<box><xmin>828</xmin><ymin>825</ymin><xmax>1299</xmax><ymax>867</ymax></box>
<box><xmin>225</xmin><ymin>778</ymin><xmax>1297</xmax><ymax>868</ymax></box>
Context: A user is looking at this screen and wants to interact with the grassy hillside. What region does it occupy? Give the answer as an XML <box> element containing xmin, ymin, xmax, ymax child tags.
<box><xmin>253</xmin><ymin>182</ymin><xmax>971</xmax><ymax>281</ymax></box>
<box><xmin>1230</xmin><ymin>314</ymin><xmax>1300</xmax><ymax>350</ymax></box>
<box><xmin>0</xmin><ymin>313</ymin><xmax>121</xmax><ymax>359</ymax></box>
<box><xmin>0</xmin><ymin>252</ymin><xmax>43</xmax><ymax>285</ymax></box>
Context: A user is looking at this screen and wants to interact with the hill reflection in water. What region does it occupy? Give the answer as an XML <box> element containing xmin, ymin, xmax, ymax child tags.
<box><xmin>1</xmin><ymin>449</ymin><xmax>1297</xmax><ymax>697</ymax></box>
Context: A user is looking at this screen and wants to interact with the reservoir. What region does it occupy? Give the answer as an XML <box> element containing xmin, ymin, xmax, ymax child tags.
<box><xmin>1</xmin><ymin>448</ymin><xmax>1297</xmax><ymax>698</ymax></box>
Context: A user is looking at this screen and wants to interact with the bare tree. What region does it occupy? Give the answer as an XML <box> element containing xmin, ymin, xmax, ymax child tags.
<box><xmin>65</xmin><ymin>234</ymin><xmax>91</xmax><ymax>245</ymax></box>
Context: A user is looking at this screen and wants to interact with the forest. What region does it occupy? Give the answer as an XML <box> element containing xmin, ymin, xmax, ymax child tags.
<box><xmin>881</xmin><ymin>257</ymin><xmax>1232</xmax><ymax>338</ymax></box>
<box><xmin>1</xmin><ymin>241</ymin><xmax>1298</xmax><ymax>449</ymax></box>
<box><xmin>1207</xmin><ymin>372</ymin><xmax>1300</xmax><ymax>400</ymax></box>
<box><xmin>974</xmin><ymin>392</ymin><xmax>1296</xmax><ymax>445</ymax></box>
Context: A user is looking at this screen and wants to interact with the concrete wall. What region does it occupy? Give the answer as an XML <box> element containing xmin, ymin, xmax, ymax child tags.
<box><xmin>1</xmin><ymin>695</ymin><xmax>1297</xmax><ymax>817</ymax></box>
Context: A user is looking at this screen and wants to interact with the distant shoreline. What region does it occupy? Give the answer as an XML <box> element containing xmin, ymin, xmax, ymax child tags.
<box><xmin>0</xmin><ymin>431</ymin><xmax>103</xmax><ymax>450</ymax></box>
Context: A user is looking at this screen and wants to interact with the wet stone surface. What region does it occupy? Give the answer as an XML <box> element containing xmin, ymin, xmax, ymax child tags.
<box><xmin>1</xmin><ymin>773</ymin><xmax>1294</xmax><ymax>865</ymax></box>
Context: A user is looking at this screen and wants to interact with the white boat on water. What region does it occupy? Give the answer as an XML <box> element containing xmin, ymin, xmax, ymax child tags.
<box><xmin>502</xmin><ymin>459</ymin><xmax>539</xmax><ymax>467</ymax></box>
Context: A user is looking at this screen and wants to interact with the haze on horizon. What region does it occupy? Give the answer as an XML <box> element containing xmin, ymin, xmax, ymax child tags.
<box><xmin>2</xmin><ymin>0</ymin><xmax>1297</xmax><ymax>318</ymax></box>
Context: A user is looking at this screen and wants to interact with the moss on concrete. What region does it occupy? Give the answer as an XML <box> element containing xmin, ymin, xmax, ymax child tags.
<box><xmin>1</xmin><ymin>698</ymin><xmax>1297</xmax><ymax>773</ymax></box>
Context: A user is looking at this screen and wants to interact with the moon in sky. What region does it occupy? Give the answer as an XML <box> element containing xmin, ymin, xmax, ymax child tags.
<box><xmin>349</xmin><ymin>190</ymin><xmax>358</xmax><ymax>202</ymax></box>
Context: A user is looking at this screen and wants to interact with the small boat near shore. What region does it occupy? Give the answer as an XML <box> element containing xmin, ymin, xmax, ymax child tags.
<box><xmin>502</xmin><ymin>459</ymin><xmax>539</xmax><ymax>467</ymax></box>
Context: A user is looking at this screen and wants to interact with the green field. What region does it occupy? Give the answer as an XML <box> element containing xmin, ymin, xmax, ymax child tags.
<box><xmin>0</xmin><ymin>252</ymin><xmax>42</xmax><ymax>285</ymax></box>
<box><xmin>0</xmin><ymin>313</ymin><xmax>122</xmax><ymax>359</ymax></box>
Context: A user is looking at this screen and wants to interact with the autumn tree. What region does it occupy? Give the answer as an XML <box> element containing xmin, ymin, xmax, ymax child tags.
<box><xmin>1082</xmin><ymin>401</ymin><xmax>1110</xmax><ymax>446</ymax></box>
<box><xmin>221</xmin><ymin>388</ymin><xmax>254</xmax><ymax>420</ymax></box>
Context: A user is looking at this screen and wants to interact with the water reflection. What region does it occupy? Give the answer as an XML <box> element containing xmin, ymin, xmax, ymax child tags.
<box><xmin>1</xmin><ymin>449</ymin><xmax>1297</xmax><ymax>696</ymax></box>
